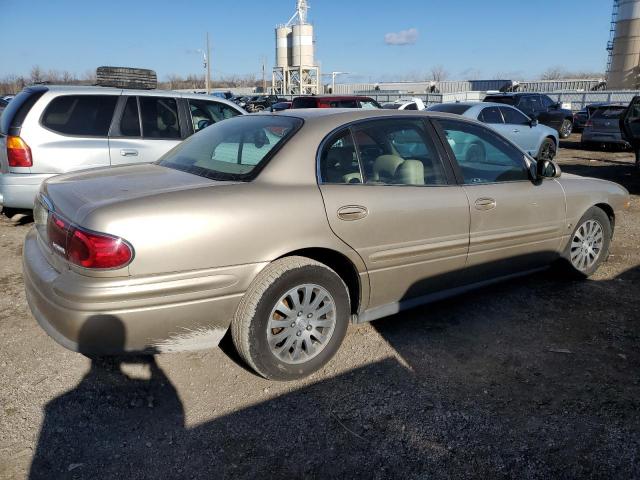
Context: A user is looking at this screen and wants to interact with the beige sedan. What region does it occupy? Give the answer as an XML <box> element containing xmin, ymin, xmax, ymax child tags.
<box><xmin>23</xmin><ymin>109</ymin><xmax>629</xmax><ymax>380</ymax></box>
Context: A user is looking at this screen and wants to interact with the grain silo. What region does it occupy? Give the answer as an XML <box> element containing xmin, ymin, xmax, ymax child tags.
<box><xmin>272</xmin><ymin>0</ymin><xmax>320</xmax><ymax>95</ymax></box>
<box><xmin>607</xmin><ymin>0</ymin><xmax>640</xmax><ymax>89</ymax></box>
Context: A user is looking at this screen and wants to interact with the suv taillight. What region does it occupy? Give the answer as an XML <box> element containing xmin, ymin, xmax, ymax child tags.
<box><xmin>7</xmin><ymin>136</ymin><xmax>33</xmax><ymax>167</ymax></box>
<box><xmin>47</xmin><ymin>213</ymin><xmax>133</xmax><ymax>269</ymax></box>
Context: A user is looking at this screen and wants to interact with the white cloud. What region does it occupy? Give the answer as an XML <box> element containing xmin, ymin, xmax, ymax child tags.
<box><xmin>384</xmin><ymin>28</ymin><xmax>419</xmax><ymax>46</ymax></box>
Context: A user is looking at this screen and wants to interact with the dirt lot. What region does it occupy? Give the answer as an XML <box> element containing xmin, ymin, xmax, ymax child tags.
<box><xmin>1</xmin><ymin>134</ymin><xmax>639</xmax><ymax>479</ymax></box>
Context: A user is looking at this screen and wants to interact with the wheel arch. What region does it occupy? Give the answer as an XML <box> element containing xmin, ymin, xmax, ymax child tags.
<box><xmin>277</xmin><ymin>247</ymin><xmax>362</xmax><ymax>316</ymax></box>
<box><xmin>594</xmin><ymin>202</ymin><xmax>615</xmax><ymax>233</ymax></box>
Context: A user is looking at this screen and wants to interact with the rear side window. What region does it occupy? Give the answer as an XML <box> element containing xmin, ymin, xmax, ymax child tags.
<box><xmin>591</xmin><ymin>107</ymin><xmax>626</xmax><ymax>119</ymax></box>
<box><xmin>0</xmin><ymin>87</ymin><xmax>47</xmax><ymax>136</ymax></box>
<box><xmin>483</xmin><ymin>96</ymin><xmax>516</xmax><ymax>106</ymax></box>
<box><xmin>119</xmin><ymin>96</ymin><xmax>141</xmax><ymax>137</ymax></box>
<box><xmin>41</xmin><ymin>95</ymin><xmax>117</xmax><ymax>136</ymax></box>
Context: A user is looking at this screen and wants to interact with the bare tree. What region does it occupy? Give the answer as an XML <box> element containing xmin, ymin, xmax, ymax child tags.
<box><xmin>30</xmin><ymin>66</ymin><xmax>44</xmax><ymax>84</ymax></box>
<box><xmin>430</xmin><ymin>65</ymin><xmax>448</xmax><ymax>82</ymax></box>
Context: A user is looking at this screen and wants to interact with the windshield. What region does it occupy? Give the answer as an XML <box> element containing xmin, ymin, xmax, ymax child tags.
<box><xmin>157</xmin><ymin>115</ymin><xmax>303</xmax><ymax>181</ymax></box>
<box><xmin>427</xmin><ymin>104</ymin><xmax>472</xmax><ymax>114</ymax></box>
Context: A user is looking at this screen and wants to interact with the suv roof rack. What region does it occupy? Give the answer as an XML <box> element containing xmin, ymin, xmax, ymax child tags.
<box><xmin>96</xmin><ymin>66</ymin><xmax>157</xmax><ymax>90</ymax></box>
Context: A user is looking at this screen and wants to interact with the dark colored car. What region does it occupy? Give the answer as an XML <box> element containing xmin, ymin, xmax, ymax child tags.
<box><xmin>620</xmin><ymin>95</ymin><xmax>640</xmax><ymax>169</ymax></box>
<box><xmin>291</xmin><ymin>95</ymin><xmax>381</xmax><ymax>109</ymax></box>
<box><xmin>581</xmin><ymin>104</ymin><xmax>629</xmax><ymax>149</ymax></box>
<box><xmin>246</xmin><ymin>95</ymin><xmax>283</xmax><ymax>112</ymax></box>
<box><xmin>483</xmin><ymin>93</ymin><xmax>574</xmax><ymax>138</ymax></box>
<box><xmin>269</xmin><ymin>101</ymin><xmax>292</xmax><ymax>112</ymax></box>
<box><xmin>0</xmin><ymin>98</ymin><xmax>8</xmax><ymax>116</ymax></box>
<box><xmin>574</xmin><ymin>103</ymin><xmax>611</xmax><ymax>132</ymax></box>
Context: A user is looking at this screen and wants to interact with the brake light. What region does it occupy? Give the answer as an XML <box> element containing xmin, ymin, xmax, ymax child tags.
<box><xmin>7</xmin><ymin>136</ymin><xmax>33</xmax><ymax>167</ymax></box>
<box><xmin>46</xmin><ymin>213</ymin><xmax>133</xmax><ymax>269</ymax></box>
<box><xmin>585</xmin><ymin>120</ymin><xmax>593</xmax><ymax>127</ymax></box>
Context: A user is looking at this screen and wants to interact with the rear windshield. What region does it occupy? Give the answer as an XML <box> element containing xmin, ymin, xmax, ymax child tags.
<box><xmin>427</xmin><ymin>104</ymin><xmax>471</xmax><ymax>114</ymax></box>
<box><xmin>591</xmin><ymin>106</ymin><xmax>626</xmax><ymax>119</ymax></box>
<box><xmin>483</xmin><ymin>96</ymin><xmax>516</xmax><ymax>106</ymax></box>
<box><xmin>157</xmin><ymin>115</ymin><xmax>302</xmax><ymax>181</ymax></box>
<box><xmin>0</xmin><ymin>86</ymin><xmax>47</xmax><ymax>136</ymax></box>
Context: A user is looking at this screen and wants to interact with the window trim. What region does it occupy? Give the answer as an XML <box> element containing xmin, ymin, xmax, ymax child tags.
<box><xmin>316</xmin><ymin>115</ymin><xmax>457</xmax><ymax>187</ymax></box>
<box><xmin>38</xmin><ymin>93</ymin><xmax>119</xmax><ymax>139</ymax></box>
<box><xmin>430</xmin><ymin>116</ymin><xmax>535</xmax><ymax>186</ymax></box>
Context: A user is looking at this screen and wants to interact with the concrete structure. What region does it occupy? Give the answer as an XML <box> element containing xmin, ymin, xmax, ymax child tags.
<box><xmin>607</xmin><ymin>0</ymin><xmax>640</xmax><ymax>89</ymax></box>
<box><xmin>272</xmin><ymin>0</ymin><xmax>320</xmax><ymax>95</ymax></box>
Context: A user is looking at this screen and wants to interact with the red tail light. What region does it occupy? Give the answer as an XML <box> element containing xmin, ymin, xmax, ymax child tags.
<box><xmin>7</xmin><ymin>136</ymin><xmax>33</xmax><ymax>167</ymax></box>
<box><xmin>585</xmin><ymin>120</ymin><xmax>593</xmax><ymax>128</ymax></box>
<box><xmin>46</xmin><ymin>213</ymin><xmax>133</xmax><ymax>269</ymax></box>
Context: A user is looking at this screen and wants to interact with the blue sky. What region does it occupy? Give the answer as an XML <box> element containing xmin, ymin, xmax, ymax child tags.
<box><xmin>0</xmin><ymin>0</ymin><xmax>613</xmax><ymax>83</ymax></box>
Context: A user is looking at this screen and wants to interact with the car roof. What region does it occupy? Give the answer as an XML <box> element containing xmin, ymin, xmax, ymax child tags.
<box><xmin>266</xmin><ymin>108</ymin><xmax>464</xmax><ymax>122</ymax></box>
<box><xmin>34</xmin><ymin>84</ymin><xmax>243</xmax><ymax>109</ymax></box>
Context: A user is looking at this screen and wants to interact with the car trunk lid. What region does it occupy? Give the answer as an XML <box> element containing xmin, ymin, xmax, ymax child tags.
<box><xmin>40</xmin><ymin>163</ymin><xmax>237</xmax><ymax>225</ymax></box>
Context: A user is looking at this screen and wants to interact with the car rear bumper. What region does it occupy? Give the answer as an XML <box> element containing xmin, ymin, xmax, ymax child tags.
<box><xmin>23</xmin><ymin>228</ymin><xmax>265</xmax><ymax>354</ymax></box>
<box><xmin>0</xmin><ymin>173</ymin><xmax>56</xmax><ymax>209</ymax></box>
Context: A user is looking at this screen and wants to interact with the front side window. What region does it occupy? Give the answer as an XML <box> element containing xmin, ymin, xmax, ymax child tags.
<box><xmin>41</xmin><ymin>95</ymin><xmax>118</xmax><ymax>136</ymax></box>
<box><xmin>139</xmin><ymin>97</ymin><xmax>181</xmax><ymax>139</ymax></box>
<box><xmin>158</xmin><ymin>115</ymin><xmax>301</xmax><ymax>181</ymax></box>
<box><xmin>351</xmin><ymin>119</ymin><xmax>447</xmax><ymax>186</ymax></box>
<box><xmin>479</xmin><ymin>107</ymin><xmax>503</xmax><ymax>124</ymax></box>
<box><xmin>404</xmin><ymin>103</ymin><xmax>418</xmax><ymax>111</ymax></box>
<box><xmin>436</xmin><ymin>119</ymin><xmax>529</xmax><ymax>184</ymax></box>
<box><xmin>541</xmin><ymin>95</ymin><xmax>556</xmax><ymax>108</ymax></box>
<box><xmin>319</xmin><ymin>130</ymin><xmax>361</xmax><ymax>184</ymax></box>
<box><xmin>189</xmin><ymin>99</ymin><xmax>241</xmax><ymax>133</ymax></box>
<box><xmin>500</xmin><ymin>107</ymin><xmax>529</xmax><ymax>125</ymax></box>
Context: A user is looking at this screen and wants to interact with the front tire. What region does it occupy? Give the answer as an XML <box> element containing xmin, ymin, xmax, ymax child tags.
<box><xmin>536</xmin><ymin>138</ymin><xmax>556</xmax><ymax>162</ymax></box>
<box><xmin>560</xmin><ymin>119</ymin><xmax>573</xmax><ymax>139</ymax></box>
<box><xmin>231</xmin><ymin>256</ymin><xmax>350</xmax><ymax>380</ymax></box>
<box><xmin>559</xmin><ymin>207</ymin><xmax>612</xmax><ymax>278</ymax></box>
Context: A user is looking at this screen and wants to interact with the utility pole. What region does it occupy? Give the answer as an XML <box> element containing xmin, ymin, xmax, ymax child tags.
<box><xmin>206</xmin><ymin>32</ymin><xmax>211</xmax><ymax>94</ymax></box>
<box><xmin>262</xmin><ymin>56</ymin><xmax>266</xmax><ymax>93</ymax></box>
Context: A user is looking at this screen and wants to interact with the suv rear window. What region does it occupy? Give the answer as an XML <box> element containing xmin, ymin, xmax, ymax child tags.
<box><xmin>42</xmin><ymin>95</ymin><xmax>118</xmax><ymax>136</ymax></box>
<box><xmin>158</xmin><ymin>115</ymin><xmax>302</xmax><ymax>181</ymax></box>
<box><xmin>591</xmin><ymin>106</ymin><xmax>626</xmax><ymax>119</ymax></box>
<box><xmin>483</xmin><ymin>96</ymin><xmax>516</xmax><ymax>106</ymax></box>
<box><xmin>0</xmin><ymin>87</ymin><xmax>47</xmax><ymax>136</ymax></box>
<box><xmin>292</xmin><ymin>97</ymin><xmax>318</xmax><ymax>108</ymax></box>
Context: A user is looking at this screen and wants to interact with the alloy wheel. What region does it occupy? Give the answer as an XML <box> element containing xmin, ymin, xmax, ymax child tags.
<box><xmin>267</xmin><ymin>284</ymin><xmax>336</xmax><ymax>364</ymax></box>
<box><xmin>570</xmin><ymin>219</ymin><xmax>604</xmax><ymax>271</ymax></box>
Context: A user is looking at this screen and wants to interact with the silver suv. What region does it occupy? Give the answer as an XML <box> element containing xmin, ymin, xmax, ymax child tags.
<box><xmin>0</xmin><ymin>85</ymin><xmax>245</xmax><ymax>211</ymax></box>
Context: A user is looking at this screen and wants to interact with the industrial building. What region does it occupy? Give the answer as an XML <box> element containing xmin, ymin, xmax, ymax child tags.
<box><xmin>607</xmin><ymin>0</ymin><xmax>640</xmax><ymax>89</ymax></box>
<box><xmin>272</xmin><ymin>0</ymin><xmax>320</xmax><ymax>95</ymax></box>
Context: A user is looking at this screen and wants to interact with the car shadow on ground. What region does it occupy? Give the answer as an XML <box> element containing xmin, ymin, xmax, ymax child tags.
<box><xmin>29</xmin><ymin>265</ymin><xmax>640</xmax><ymax>479</ymax></box>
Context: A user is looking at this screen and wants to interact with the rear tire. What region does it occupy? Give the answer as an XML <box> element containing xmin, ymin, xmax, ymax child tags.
<box><xmin>558</xmin><ymin>207</ymin><xmax>611</xmax><ymax>278</ymax></box>
<box><xmin>231</xmin><ymin>256</ymin><xmax>350</xmax><ymax>381</ymax></box>
<box><xmin>560</xmin><ymin>119</ymin><xmax>573</xmax><ymax>139</ymax></box>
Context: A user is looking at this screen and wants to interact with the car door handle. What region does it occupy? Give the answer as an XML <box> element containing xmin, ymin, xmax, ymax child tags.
<box><xmin>475</xmin><ymin>198</ymin><xmax>497</xmax><ymax>211</ymax></box>
<box><xmin>337</xmin><ymin>205</ymin><xmax>368</xmax><ymax>221</ymax></box>
<box><xmin>513</xmin><ymin>129</ymin><xmax>520</xmax><ymax>133</ymax></box>
<box><xmin>120</xmin><ymin>149</ymin><xmax>138</xmax><ymax>157</ymax></box>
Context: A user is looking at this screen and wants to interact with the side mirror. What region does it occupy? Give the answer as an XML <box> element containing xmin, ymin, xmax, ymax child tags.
<box><xmin>529</xmin><ymin>118</ymin><xmax>538</xmax><ymax>128</ymax></box>
<box><xmin>537</xmin><ymin>159</ymin><xmax>561</xmax><ymax>180</ymax></box>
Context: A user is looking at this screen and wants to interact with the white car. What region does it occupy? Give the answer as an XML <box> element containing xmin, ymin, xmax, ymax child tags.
<box><xmin>382</xmin><ymin>97</ymin><xmax>426</xmax><ymax>111</ymax></box>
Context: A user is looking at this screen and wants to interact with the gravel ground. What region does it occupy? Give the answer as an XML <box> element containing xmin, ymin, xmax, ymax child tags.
<box><xmin>1</xmin><ymin>134</ymin><xmax>639</xmax><ymax>479</ymax></box>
